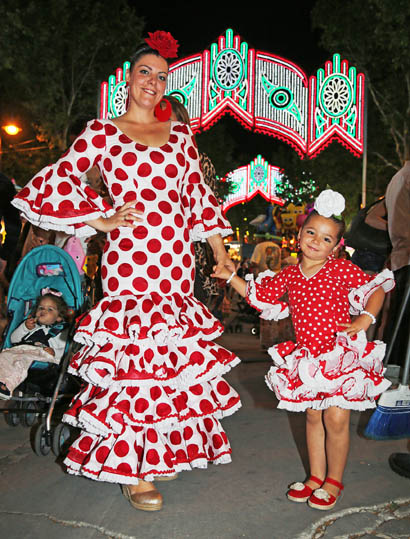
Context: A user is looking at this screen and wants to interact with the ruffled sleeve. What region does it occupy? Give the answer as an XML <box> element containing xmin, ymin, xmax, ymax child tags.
<box><xmin>245</xmin><ymin>269</ymin><xmax>290</xmax><ymax>321</ymax></box>
<box><xmin>329</xmin><ymin>259</ymin><xmax>395</xmax><ymax>314</ymax></box>
<box><xmin>12</xmin><ymin>119</ymin><xmax>115</xmax><ymax>237</ymax></box>
<box><xmin>348</xmin><ymin>268</ymin><xmax>395</xmax><ymax>315</ymax></box>
<box><xmin>177</xmin><ymin>124</ymin><xmax>232</xmax><ymax>241</ymax></box>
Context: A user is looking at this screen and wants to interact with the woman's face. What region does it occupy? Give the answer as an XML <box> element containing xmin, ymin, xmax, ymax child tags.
<box><xmin>126</xmin><ymin>53</ymin><xmax>168</xmax><ymax>111</ymax></box>
<box><xmin>36</xmin><ymin>297</ymin><xmax>62</xmax><ymax>326</ymax></box>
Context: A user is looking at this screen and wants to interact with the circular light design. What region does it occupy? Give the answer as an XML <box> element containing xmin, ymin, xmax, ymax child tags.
<box><xmin>253</xmin><ymin>165</ymin><xmax>266</xmax><ymax>183</ymax></box>
<box><xmin>214</xmin><ymin>49</ymin><xmax>243</xmax><ymax>90</ymax></box>
<box><xmin>270</xmin><ymin>87</ymin><xmax>292</xmax><ymax>109</ymax></box>
<box><xmin>168</xmin><ymin>91</ymin><xmax>187</xmax><ymax>105</ymax></box>
<box><xmin>110</xmin><ymin>82</ymin><xmax>128</xmax><ymax>118</ymax></box>
<box><xmin>319</xmin><ymin>74</ymin><xmax>353</xmax><ymax>118</ymax></box>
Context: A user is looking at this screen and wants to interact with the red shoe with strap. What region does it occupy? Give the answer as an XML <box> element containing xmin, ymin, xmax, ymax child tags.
<box><xmin>287</xmin><ymin>475</ymin><xmax>323</xmax><ymax>503</ymax></box>
<box><xmin>308</xmin><ymin>476</ymin><xmax>344</xmax><ymax>510</ymax></box>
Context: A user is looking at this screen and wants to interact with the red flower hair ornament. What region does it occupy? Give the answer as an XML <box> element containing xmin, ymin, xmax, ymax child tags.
<box><xmin>145</xmin><ymin>31</ymin><xmax>179</xmax><ymax>59</ymax></box>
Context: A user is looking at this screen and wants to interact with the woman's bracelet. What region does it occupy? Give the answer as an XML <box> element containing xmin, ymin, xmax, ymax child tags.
<box><xmin>226</xmin><ymin>271</ymin><xmax>236</xmax><ymax>284</ymax></box>
<box><xmin>360</xmin><ymin>310</ymin><xmax>376</xmax><ymax>325</ymax></box>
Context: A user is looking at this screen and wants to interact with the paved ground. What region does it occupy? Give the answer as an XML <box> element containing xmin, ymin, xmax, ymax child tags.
<box><xmin>0</xmin><ymin>327</ymin><xmax>409</xmax><ymax>539</ymax></box>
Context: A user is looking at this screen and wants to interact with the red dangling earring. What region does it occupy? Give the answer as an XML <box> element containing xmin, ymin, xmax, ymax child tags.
<box><xmin>154</xmin><ymin>98</ymin><xmax>172</xmax><ymax>122</ymax></box>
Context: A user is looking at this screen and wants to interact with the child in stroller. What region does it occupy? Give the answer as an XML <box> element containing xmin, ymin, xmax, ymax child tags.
<box><xmin>1</xmin><ymin>244</ymin><xmax>84</xmax><ymax>456</ymax></box>
<box><xmin>0</xmin><ymin>288</ymin><xmax>69</xmax><ymax>399</ymax></box>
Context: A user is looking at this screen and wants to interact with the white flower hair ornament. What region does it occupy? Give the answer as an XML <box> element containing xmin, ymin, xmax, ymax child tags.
<box><xmin>314</xmin><ymin>189</ymin><xmax>345</xmax><ymax>219</ymax></box>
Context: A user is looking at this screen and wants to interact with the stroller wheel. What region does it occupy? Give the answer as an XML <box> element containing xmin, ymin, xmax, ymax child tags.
<box><xmin>33</xmin><ymin>422</ymin><xmax>51</xmax><ymax>456</ymax></box>
<box><xmin>4</xmin><ymin>401</ymin><xmax>21</xmax><ymax>427</ymax></box>
<box><xmin>21</xmin><ymin>401</ymin><xmax>39</xmax><ymax>428</ymax></box>
<box><xmin>52</xmin><ymin>423</ymin><xmax>71</xmax><ymax>457</ymax></box>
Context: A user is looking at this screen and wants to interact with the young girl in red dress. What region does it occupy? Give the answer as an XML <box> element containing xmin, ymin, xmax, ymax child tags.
<box><xmin>213</xmin><ymin>189</ymin><xmax>394</xmax><ymax>510</ymax></box>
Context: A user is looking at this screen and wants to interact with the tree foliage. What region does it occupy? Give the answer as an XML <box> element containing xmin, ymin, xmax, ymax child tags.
<box><xmin>0</xmin><ymin>0</ymin><xmax>144</xmax><ymax>161</ymax></box>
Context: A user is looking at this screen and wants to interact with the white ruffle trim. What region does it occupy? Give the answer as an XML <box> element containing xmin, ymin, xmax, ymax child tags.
<box><xmin>67</xmin><ymin>354</ymin><xmax>241</xmax><ymax>391</ymax></box>
<box><xmin>274</xmin><ymin>395</ymin><xmax>377</xmax><ymax>412</ymax></box>
<box><xmin>12</xmin><ymin>199</ymin><xmax>115</xmax><ymax>237</ymax></box>
<box><xmin>348</xmin><ymin>268</ymin><xmax>395</xmax><ymax>315</ymax></box>
<box><xmin>65</xmin><ymin>452</ymin><xmax>233</xmax><ymax>484</ymax></box>
<box><xmin>190</xmin><ymin>224</ymin><xmax>233</xmax><ymax>243</ymax></box>
<box><xmin>63</xmin><ymin>398</ymin><xmax>242</xmax><ymax>439</ymax></box>
<box><xmin>245</xmin><ymin>273</ymin><xmax>289</xmax><ymax>321</ymax></box>
<box><xmin>265</xmin><ymin>330</ymin><xmax>391</xmax><ymax>411</ymax></box>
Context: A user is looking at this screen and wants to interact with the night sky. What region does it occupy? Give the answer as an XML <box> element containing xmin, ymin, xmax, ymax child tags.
<box><xmin>130</xmin><ymin>1</ymin><xmax>328</xmax><ymax>166</ymax></box>
<box><xmin>133</xmin><ymin>1</ymin><xmax>326</xmax><ymax>73</ymax></box>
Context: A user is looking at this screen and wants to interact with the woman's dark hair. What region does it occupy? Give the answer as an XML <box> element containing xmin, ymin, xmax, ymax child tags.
<box><xmin>129</xmin><ymin>44</ymin><xmax>170</xmax><ymax>72</ymax></box>
<box><xmin>302</xmin><ymin>210</ymin><xmax>346</xmax><ymax>243</ymax></box>
<box><xmin>32</xmin><ymin>292</ymin><xmax>69</xmax><ymax>322</ymax></box>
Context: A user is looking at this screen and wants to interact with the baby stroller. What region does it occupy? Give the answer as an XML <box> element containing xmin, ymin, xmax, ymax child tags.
<box><xmin>1</xmin><ymin>245</ymin><xmax>85</xmax><ymax>457</ymax></box>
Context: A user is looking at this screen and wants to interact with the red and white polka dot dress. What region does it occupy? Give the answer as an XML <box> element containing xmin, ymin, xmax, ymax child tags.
<box><xmin>13</xmin><ymin>119</ymin><xmax>241</xmax><ymax>484</ymax></box>
<box><xmin>246</xmin><ymin>259</ymin><xmax>394</xmax><ymax>411</ymax></box>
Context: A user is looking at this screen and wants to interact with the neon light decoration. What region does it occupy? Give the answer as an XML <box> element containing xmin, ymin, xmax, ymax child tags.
<box><xmin>99</xmin><ymin>29</ymin><xmax>365</xmax><ymax>159</ymax></box>
<box><xmin>220</xmin><ymin>155</ymin><xmax>285</xmax><ymax>214</ymax></box>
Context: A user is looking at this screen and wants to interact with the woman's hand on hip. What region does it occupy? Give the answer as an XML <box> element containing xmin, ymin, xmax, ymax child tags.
<box><xmin>85</xmin><ymin>201</ymin><xmax>143</xmax><ymax>233</ymax></box>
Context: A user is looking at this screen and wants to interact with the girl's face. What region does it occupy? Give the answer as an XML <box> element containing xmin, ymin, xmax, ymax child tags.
<box><xmin>126</xmin><ymin>53</ymin><xmax>168</xmax><ymax>111</ymax></box>
<box><xmin>299</xmin><ymin>214</ymin><xmax>340</xmax><ymax>262</ymax></box>
<box><xmin>35</xmin><ymin>297</ymin><xmax>62</xmax><ymax>326</ymax></box>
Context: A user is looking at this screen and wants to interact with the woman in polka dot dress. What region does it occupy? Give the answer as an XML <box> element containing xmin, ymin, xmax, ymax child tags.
<box><xmin>12</xmin><ymin>32</ymin><xmax>241</xmax><ymax>512</ymax></box>
<box><xmin>213</xmin><ymin>189</ymin><xmax>394</xmax><ymax>511</ymax></box>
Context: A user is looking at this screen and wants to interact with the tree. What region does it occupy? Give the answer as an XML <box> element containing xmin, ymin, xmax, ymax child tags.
<box><xmin>312</xmin><ymin>0</ymin><xmax>410</xmax><ymax>170</ymax></box>
<box><xmin>0</xmin><ymin>0</ymin><xmax>144</xmax><ymax>181</ymax></box>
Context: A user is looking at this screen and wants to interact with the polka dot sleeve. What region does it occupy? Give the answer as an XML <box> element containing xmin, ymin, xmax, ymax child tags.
<box><xmin>245</xmin><ymin>269</ymin><xmax>290</xmax><ymax>320</ymax></box>
<box><xmin>178</xmin><ymin>125</ymin><xmax>233</xmax><ymax>241</ymax></box>
<box><xmin>12</xmin><ymin>119</ymin><xmax>114</xmax><ymax>237</ymax></box>
<box><xmin>332</xmin><ymin>259</ymin><xmax>395</xmax><ymax>314</ymax></box>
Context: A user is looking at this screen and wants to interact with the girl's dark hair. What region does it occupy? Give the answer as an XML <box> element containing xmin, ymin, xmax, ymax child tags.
<box><xmin>129</xmin><ymin>44</ymin><xmax>170</xmax><ymax>72</ymax></box>
<box><xmin>32</xmin><ymin>292</ymin><xmax>69</xmax><ymax>322</ymax></box>
<box><xmin>302</xmin><ymin>210</ymin><xmax>346</xmax><ymax>243</ymax></box>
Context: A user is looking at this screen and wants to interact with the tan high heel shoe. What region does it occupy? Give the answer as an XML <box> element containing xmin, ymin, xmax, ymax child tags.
<box><xmin>121</xmin><ymin>483</ymin><xmax>163</xmax><ymax>511</ymax></box>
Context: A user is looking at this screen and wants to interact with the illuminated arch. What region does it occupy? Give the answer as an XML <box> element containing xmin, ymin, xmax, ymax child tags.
<box><xmin>220</xmin><ymin>155</ymin><xmax>286</xmax><ymax>213</ymax></box>
<box><xmin>99</xmin><ymin>29</ymin><xmax>365</xmax><ymax>159</ymax></box>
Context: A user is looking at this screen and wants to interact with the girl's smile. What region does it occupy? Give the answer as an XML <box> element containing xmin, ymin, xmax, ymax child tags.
<box><xmin>299</xmin><ymin>214</ymin><xmax>340</xmax><ymax>262</ymax></box>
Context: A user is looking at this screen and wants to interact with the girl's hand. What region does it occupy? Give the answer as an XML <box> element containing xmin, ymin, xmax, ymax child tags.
<box><xmin>211</xmin><ymin>264</ymin><xmax>233</xmax><ymax>281</ymax></box>
<box><xmin>43</xmin><ymin>347</ymin><xmax>55</xmax><ymax>356</ymax></box>
<box><xmin>339</xmin><ymin>315</ymin><xmax>372</xmax><ymax>337</ymax></box>
<box><xmin>25</xmin><ymin>316</ymin><xmax>36</xmax><ymax>330</ymax></box>
<box><xmin>86</xmin><ymin>201</ymin><xmax>143</xmax><ymax>233</ymax></box>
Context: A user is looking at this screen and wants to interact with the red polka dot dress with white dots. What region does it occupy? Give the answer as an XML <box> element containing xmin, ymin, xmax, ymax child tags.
<box><xmin>13</xmin><ymin>120</ymin><xmax>241</xmax><ymax>484</ymax></box>
<box><xmin>245</xmin><ymin>259</ymin><xmax>395</xmax><ymax>411</ymax></box>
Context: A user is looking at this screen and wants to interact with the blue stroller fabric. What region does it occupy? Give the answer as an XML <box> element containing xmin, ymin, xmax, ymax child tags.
<box><xmin>3</xmin><ymin>245</ymin><xmax>84</xmax><ymax>367</ymax></box>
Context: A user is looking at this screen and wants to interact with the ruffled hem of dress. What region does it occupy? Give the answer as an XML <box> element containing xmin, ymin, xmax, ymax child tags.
<box><xmin>62</xmin><ymin>413</ymin><xmax>235</xmax><ymax>483</ymax></box>
<box><xmin>245</xmin><ymin>273</ymin><xmax>289</xmax><ymax>321</ymax></box>
<box><xmin>73</xmin><ymin>293</ymin><xmax>224</xmax><ymax>348</ymax></box>
<box><xmin>11</xmin><ymin>199</ymin><xmax>112</xmax><ymax>237</ymax></box>
<box><xmin>63</xmin><ymin>397</ymin><xmax>242</xmax><ymax>438</ymax></box>
<box><xmin>348</xmin><ymin>268</ymin><xmax>395</xmax><ymax>315</ymax></box>
<box><xmin>68</xmin><ymin>351</ymin><xmax>240</xmax><ymax>390</ymax></box>
<box><xmin>265</xmin><ymin>330</ymin><xmax>391</xmax><ymax>409</ymax></box>
<box><xmin>64</xmin><ymin>451</ymin><xmax>232</xmax><ymax>484</ymax></box>
<box><xmin>273</xmin><ymin>394</ymin><xmax>377</xmax><ymax>412</ymax></box>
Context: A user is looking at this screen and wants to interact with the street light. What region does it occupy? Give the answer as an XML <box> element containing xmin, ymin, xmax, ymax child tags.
<box><xmin>3</xmin><ymin>124</ymin><xmax>22</xmax><ymax>136</ymax></box>
<box><xmin>0</xmin><ymin>124</ymin><xmax>22</xmax><ymax>169</ymax></box>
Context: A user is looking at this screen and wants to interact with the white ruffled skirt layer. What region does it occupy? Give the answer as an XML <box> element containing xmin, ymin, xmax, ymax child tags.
<box><xmin>63</xmin><ymin>292</ymin><xmax>241</xmax><ymax>484</ymax></box>
<box><xmin>265</xmin><ymin>330</ymin><xmax>391</xmax><ymax>412</ymax></box>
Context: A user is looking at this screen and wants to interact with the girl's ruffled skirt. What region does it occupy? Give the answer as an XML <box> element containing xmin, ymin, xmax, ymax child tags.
<box><xmin>63</xmin><ymin>292</ymin><xmax>241</xmax><ymax>484</ymax></box>
<box><xmin>265</xmin><ymin>331</ymin><xmax>391</xmax><ymax>411</ymax></box>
